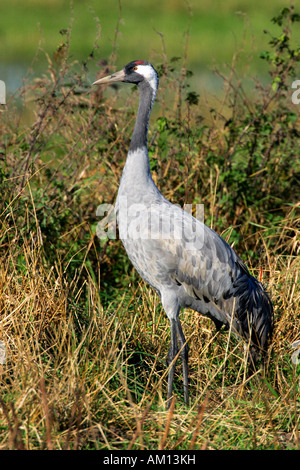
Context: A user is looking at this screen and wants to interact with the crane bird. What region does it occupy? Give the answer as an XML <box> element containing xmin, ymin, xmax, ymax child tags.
<box><xmin>93</xmin><ymin>60</ymin><xmax>273</xmax><ymax>406</ymax></box>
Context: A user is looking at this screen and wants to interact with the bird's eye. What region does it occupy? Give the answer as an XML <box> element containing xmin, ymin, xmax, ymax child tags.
<box><xmin>133</xmin><ymin>66</ymin><xmax>138</xmax><ymax>71</ymax></box>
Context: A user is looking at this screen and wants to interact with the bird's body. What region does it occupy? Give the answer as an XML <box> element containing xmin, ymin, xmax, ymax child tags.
<box><xmin>94</xmin><ymin>60</ymin><xmax>273</xmax><ymax>406</ymax></box>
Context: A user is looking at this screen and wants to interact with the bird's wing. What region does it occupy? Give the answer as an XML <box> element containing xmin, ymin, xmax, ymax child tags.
<box><xmin>123</xmin><ymin>201</ymin><xmax>272</xmax><ymax>346</ymax></box>
<box><xmin>134</xmin><ymin>202</ymin><xmax>248</xmax><ymax>323</ymax></box>
<box><xmin>135</xmin><ymin>202</ymin><xmax>241</xmax><ymax>290</ymax></box>
<box><xmin>149</xmin><ymin>204</ymin><xmax>273</xmax><ymax>345</ymax></box>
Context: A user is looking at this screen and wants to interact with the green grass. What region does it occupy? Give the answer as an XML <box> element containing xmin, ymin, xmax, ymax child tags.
<box><xmin>0</xmin><ymin>3</ymin><xmax>299</xmax><ymax>450</ymax></box>
<box><xmin>1</xmin><ymin>0</ymin><xmax>299</xmax><ymax>73</ymax></box>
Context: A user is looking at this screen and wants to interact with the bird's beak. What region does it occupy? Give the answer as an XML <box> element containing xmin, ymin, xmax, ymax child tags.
<box><xmin>93</xmin><ymin>69</ymin><xmax>125</xmax><ymax>86</ymax></box>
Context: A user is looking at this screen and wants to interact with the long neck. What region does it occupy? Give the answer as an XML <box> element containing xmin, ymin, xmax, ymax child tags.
<box><xmin>129</xmin><ymin>80</ymin><xmax>157</xmax><ymax>152</ymax></box>
<box><xmin>117</xmin><ymin>79</ymin><xmax>159</xmax><ymax>208</ymax></box>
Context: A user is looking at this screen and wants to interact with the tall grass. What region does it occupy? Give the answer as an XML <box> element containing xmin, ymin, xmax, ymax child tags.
<box><xmin>0</xmin><ymin>5</ymin><xmax>299</xmax><ymax>449</ymax></box>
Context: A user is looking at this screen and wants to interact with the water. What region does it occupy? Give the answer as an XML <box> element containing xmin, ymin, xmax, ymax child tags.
<box><xmin>0</xmin><ymin>62</ymin><xmax>225</xmax><ymax>96</ymax></box>
<box><xmin>0</xmin><ymin>61</ymin><xmax>268</xmax><ymax>106</ymax></box>
<box><xmin>0</xmin><ymin>64</ymin><xmax>30</xmax><ymax>95</ymax></box>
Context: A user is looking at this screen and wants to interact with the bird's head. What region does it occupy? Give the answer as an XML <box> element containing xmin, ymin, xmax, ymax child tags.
<box><xmin>93</xmin><ymin>60</ymin><xmax>158</xmax><ymax>92</ymax></box>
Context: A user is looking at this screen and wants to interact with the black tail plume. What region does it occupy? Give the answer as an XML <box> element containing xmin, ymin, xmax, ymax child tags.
<box><xmin>233</xmin><ymin>266</ymin><xmax>273</xmax><ymax>372</ymax></box>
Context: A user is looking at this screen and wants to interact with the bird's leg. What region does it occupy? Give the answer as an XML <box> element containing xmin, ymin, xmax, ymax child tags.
<box><xmin>176</xmin><ymin>319</ymin><xmax>189</xmax><ymax>406</ymax></box>
<box><xmin>167</xmin><ymin>318</ymin><xmax>178</xmax><ymax>408</ymax></box>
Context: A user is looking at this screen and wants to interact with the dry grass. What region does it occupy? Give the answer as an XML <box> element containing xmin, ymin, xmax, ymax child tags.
<box><xmin>0</xmin><ymin>214</ymin><xmax>299</xmax><ymax>449</ymax></box>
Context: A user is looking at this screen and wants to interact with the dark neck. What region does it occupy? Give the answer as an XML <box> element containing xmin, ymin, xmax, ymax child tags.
<box><xmin>129</xmin><ymin>80</ymin><xmax>156</xmax><ymax>152</ymax></box>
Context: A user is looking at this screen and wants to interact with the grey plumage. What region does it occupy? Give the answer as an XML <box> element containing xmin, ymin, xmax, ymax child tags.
<box><xmin>93</xmin><ymin>60</ymin><xmax>273</xmax><ymax>406</ymax></box>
